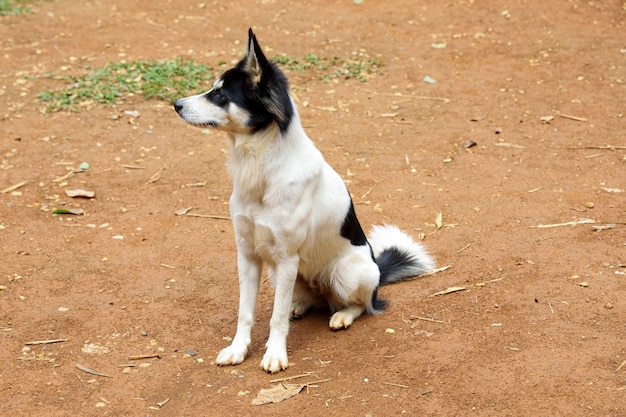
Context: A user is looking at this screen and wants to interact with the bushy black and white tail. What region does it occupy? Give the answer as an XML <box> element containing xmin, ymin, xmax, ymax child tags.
<box><xmin>369</xmin><ymin>224</ymin><xmax>435</xmax><ymax>285</ymax></box>
<box><xmin>367</xmin><ymin>224</ymin><xmax>434</xmax><ymax>312</ymax></box>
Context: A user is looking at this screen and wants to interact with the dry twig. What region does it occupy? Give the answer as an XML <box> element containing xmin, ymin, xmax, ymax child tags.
<box><xmin>529</xmin><ymin>219</ymin><xmax>595</xmax><ymax>229</ymax></box>
<box><xmin>186</xmin><ymin>213</ymin><xmax>231</xmax><ymax>220</ymax></box>
<box><xmin>25</xmin><ymin>338</ymin><xmax>68</xmax><ymax>345</ymax></box>
<box><xmin>555</xmin><ymin>111</ymin><xmax>587</xmax><ymax>122</ymax></box>
<box><xmin>75</xmin><ymin>363</ymin><xmax>112</xmax><ymax>378</ymax></box>
<box><xmin>410</xmin><ymin>315</ymin><xmax>448</xmax><ymax>324</ymax></box>
<box><xmin>1</xmin><ymin>180</ymin><xmax>28</xmax><ymax>194</ymax></box>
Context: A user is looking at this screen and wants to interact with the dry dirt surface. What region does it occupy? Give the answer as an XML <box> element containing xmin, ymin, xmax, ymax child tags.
<box><xmin>1</xmin><ymin>1</ymin><xmax>625</xmax><ymax>416</ymax></box>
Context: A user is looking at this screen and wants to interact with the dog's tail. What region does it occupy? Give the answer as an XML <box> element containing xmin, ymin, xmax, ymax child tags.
<box><xmin>369</xmin><ymin>224</ymin><xmax>435</xmax><ymax>286</ymax></box>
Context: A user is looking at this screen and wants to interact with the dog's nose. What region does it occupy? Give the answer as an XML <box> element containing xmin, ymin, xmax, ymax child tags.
<box><xmin>174</xmin><ymin>100</ymin><xmax>183</xmax><ymax>114</ymax></box>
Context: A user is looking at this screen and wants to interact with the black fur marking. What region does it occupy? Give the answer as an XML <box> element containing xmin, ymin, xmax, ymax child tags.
<box><xmin>340</xmin><ymin>198</ymin><xmax>368</xmax><ymax>246</ymax></box>
<box><xmin>206</xmin><ymin>87</ymin><xmax>230</xmax><ymax>108</ymax></box>
<box><xmin>221</xmin><ymin>29</ymin><xmax>294</xmax><ymax>133</ymax></box>
<box><xmin>371</xmin><ymin>287</ymin><xmax>387</xmax><ymax>311</ymax></box>
<box><xmin>376</xmin><ymin>246</ymin><xmax>419</xmax><ymax>285</ymax></box>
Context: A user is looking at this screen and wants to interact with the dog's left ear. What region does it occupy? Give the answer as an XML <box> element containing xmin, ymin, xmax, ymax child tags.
<box><xmin>244</xmin><ymin>28</ymin><xmax>293</xmax><ymax>128</ymax></box>
<box><xmin>244</xmin><ymin>28</ymin><xmax>268</xmax><ymax>83</ymax></box>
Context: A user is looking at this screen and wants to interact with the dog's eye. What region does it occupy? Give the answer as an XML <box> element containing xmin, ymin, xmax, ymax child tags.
<box><xmin>209</xmin><ymin>90</ymin><xmax>229</xmax><ymax>107</ymax></box>
<box><xmin>217</xmin><ymin>91</ymin><xmax>229</xmax><ymax>106</ymax></box>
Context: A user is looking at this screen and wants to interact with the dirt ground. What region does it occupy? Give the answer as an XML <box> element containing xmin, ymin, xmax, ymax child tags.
<box><xmin>1</xmin><ymin>0</ymin><xmax>625</xmax><ymax>415</ymax></box>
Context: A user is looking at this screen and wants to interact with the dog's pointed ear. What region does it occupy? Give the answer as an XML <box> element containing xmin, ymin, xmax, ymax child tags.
<box><xmin>244</xmin><ymin>28</ymin><xmax>268</xmax><ymax>83</ymax></box>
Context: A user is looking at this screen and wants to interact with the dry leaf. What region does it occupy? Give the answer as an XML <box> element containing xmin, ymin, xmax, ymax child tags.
<box><xmin>52</xmin><ymin>208</ymin><xmax>85</xmax><ymax>215</ymax></box>
<box><xmin>252</xmin><ymin>384</ymin><xmax>304</xmax><ymax>405</ymax></box>
<box><xmin>65</xmin><ymin>189</ymin><xmax>95</xmax><ymax>198</ymax></box>
<box><xmin>435</xmin><ymin>212</ymin><xmax>443</xmax><ymax>229</ymax></box>
<box><xmin>175</xmin><ymin>207</ymin><xmax>193</xmax><ymax>216</ymax></box>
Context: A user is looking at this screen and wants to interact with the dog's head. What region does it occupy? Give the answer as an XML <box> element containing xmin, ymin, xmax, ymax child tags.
<box><xmin>174</xmin><ymin>29</ymin><xmax>293</xmax><ymax>134</ymax></box>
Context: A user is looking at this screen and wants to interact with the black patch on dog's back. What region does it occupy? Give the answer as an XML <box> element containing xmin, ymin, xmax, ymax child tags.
<box><xmin>340</xmin><ymin>198</ymin><xmax>368</xmax><ymax>246</ymax></box>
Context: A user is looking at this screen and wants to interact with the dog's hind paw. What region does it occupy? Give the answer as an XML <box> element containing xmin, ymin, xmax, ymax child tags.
<box><xmin>215</xmin><ymin>344</ymin><xmax>247</xmax><ymax>366</ymax></box>
<box><xmin>329</xmin><ymin>305</ymin><xmax>366</xmax><ymax>330</ymax></box>
<box><xmin>290</xmin><ymin>300</ymin><xmax>311</xmax><ymax>319</ymax></box>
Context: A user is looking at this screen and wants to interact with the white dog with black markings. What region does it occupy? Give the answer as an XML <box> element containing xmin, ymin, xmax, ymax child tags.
<box><xmin>174</xmin><ymin>29</ymin><xmax>435</xmax><ymax>373</ymax></box>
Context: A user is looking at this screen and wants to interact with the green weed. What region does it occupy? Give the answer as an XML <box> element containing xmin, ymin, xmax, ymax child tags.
<box><xmin>38</xmin><ymin>57</ymin><xmax>213</xmax><ymax>112</ymax></box>
<box><xmin>0</xmin><ymin>0</ymin><xmax>33</xmax><ymax>15</ymax></box>
<box><xmin>273</xmin><ymin>54</ymin><xmax>383</xmax><ymax>82</ymax></box>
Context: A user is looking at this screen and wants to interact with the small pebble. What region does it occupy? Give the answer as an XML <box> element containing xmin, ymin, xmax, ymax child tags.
<box><xmin>141</xmin><ymin>331</ymin><xmax>148</xmax><ymax>337</ymax></box>
<box><xmin>461</xmin><ymin>140</ymin><xmax>477</xmax><ymax>149</ymax></box>
<box><xmin>186</xmin><ymin>349</ymin><xmax>197</xmax><ymax>357</ymax></box>
<box><xmin>604</xmin><ymin>302</ymin><xmax>613</xmax><ymax>309</ymax></box>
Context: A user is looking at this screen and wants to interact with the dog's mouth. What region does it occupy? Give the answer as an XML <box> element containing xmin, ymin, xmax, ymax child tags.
<box><xmin>195</xmin><ymin>120</ymin><xmax>218</xmax><ymax>128</ymax></box>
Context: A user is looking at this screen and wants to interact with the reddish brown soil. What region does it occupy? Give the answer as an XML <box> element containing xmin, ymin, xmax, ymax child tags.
<box><xmin>1</xmin><ymin>1</ymin><xmax>625</xmax><ymax>415</ymax></box>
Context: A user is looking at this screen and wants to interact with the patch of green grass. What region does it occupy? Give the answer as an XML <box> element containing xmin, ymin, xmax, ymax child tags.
<box><xmin>38</xmin><ymin>57</ymin><xmax>213</xmax><ymax>112</ymax></box>
<box><xmin>273</xmin><ymin>54</ymin><xmax>383</xmax><ymax>82</ymax></box>
<box><xmin>0</xmin><ymin>0</ymin><xmax>33</xmax><ymax>15</ymax></box>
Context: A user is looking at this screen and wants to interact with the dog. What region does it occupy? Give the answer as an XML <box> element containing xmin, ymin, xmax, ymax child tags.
<box><xmin>174</xmin><ymin>29</ymin><xmax>435</xmax><ymax>373</ymax></box>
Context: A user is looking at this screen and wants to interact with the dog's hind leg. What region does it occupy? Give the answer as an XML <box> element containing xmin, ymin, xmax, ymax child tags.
<box><xmin>327</xmin><ymin>247</ymin><xmax>380</xmax><ymax>330</ymax></box>
<box><xmin>290</xmin><ymin>276</ymin><xmax>325</xmax><ymax>318</ymax></box>
<box><xmin>260</xmin><ymin>254</ymin><xmax>299</xmax><ymax>373</ymax></box>
<box><xmin>216</xmin><ymin>251</ymin><xmax>262</xmax><ymax>366</ymax></box>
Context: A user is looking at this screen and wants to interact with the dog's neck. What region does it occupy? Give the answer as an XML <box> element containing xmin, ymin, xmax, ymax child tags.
<box><xmin>226</xmin><ymin>114</ymin><xmax>321</xmax><ymax>204</ymax></box>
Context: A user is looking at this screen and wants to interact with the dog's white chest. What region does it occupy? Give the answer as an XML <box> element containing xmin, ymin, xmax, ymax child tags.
<box><xmin>233</xmin><ymin>214</ymin><xmax>282</xmax><ymax>265</ymax></box>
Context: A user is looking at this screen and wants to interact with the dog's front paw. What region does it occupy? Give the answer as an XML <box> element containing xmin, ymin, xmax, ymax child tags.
<box><xmin>260</xmin><ymin>347</ymin><xmax>289</xmax><ymax>373</ymax></box>
<box><xmin>215</xmin><ymin>344</ymin><xmax>247</xmax><ymax>366</ymax></box>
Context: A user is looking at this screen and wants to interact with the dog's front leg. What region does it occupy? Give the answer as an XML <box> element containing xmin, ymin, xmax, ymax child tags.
<box><xmin>261</xmin><ymin>254</ymin><xmax>299</xmax><ymax>373</ymax></box>
<box><xmin>216</xmin><ymin>251</ymin><xmax>262</xmax><ymax>366</ymax></box>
